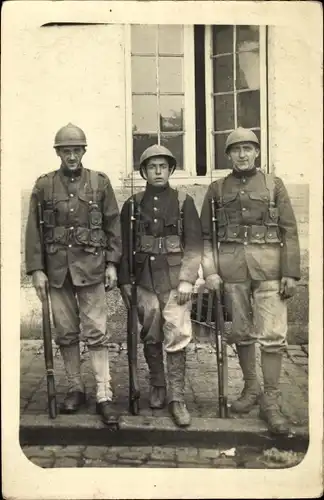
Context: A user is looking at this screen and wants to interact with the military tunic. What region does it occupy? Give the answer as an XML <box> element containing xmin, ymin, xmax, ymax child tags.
<box><xmin>25</xmin><ymin>166</ymin><xmax>122</xmax><ymax>347</ymax></box>
<box><xmin>119</xmin><ymin>183</ymin><xmax>202</xmax><ymax>352</ymax></box>
<box><xmin>200</xmin><ymin>168</ymin><xmax>301</xmax><ymax>352</ymax></box>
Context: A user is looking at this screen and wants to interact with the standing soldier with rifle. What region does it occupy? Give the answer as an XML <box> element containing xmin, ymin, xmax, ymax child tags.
<box><xmin>200</xmin><ymin>128</ymin><xmax>300</xmax><ymax>435</ymax></box>
<box><xmin>119</xmin><ymin>145</ymin><xmax>202</xmax><ymax>427</ymax></box>
<box><xmin>25</xmin><ymin>123</ymin><xmax>121</xmax><ymax>425</ymax></box>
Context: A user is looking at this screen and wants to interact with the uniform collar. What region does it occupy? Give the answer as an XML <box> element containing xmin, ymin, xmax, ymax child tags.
<box><xmin>60</xmin><ymin>164</ymin><xmax>83</xmax><ymax>178</ymax></box>
<box><xmin>231</xmin><ymin>167</ymin><xmax>257</xmax><ymax>179</ymax></box>
<box><xmin>145</xmin><ymin>182</ymin><xmax>171</xmax><ymax>195</ymax></box>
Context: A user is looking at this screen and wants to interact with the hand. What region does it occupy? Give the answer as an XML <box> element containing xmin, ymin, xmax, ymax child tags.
<box><xmin>280</xmin><ymin>277</ymin><xmax>297</xmax><ymax>299</ymax></box>
<box><xmin>205</xmin><ymin>273</ymin><xmax>223</xmax><ymax>291</ymax></box>
<box><xmin>105</xmin><ymin>263</ymin><xmax>117</xmax><ymax>291</ymax></box>
<box><xmin>120</xmin><ymin>284</ymin><xmax>131</xmax><ymax>309</ymax></box>
<box><xmin>177</xmin><ymin>281</ymin><xmax>193</xmax><ymax>306</ymax></box>
<box><xmin>32</xmin><ymin>270</ymin><xmax>48</xmax><ymax>302</ymax></box>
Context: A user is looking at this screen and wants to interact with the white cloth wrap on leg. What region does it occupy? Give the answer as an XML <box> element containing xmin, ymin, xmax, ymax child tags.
<box><xmin>89</xmin><ymin>348</ymin><xmax>113</xmax><ymax>403</ymax></box>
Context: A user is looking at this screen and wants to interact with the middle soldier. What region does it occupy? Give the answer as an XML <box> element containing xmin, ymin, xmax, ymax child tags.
<box><xmin>119</xmin><ymin>145</ymin><xmax>202</xmax><ymax>427</ymax></box>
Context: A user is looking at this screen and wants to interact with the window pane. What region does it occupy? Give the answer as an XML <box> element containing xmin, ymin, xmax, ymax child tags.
<box><xmin>132</xmin><ymin>95</ymin><xmax>158</xmax><ymax>133</ymax></box>
<box><xmin>214</xmin><ymin>94</ymin><xmax>234</xmax><ymax>131</ymax></box>
<box><xmin>212</xmin><ymin>25</ymin><xmax>233</xmax><ymax>55</ymax></box>
<box><xmin>161</xmin><ymin>134</ymin><xmax>184</xmax><ymax>169</ymax></box>
<box><xmin>131</xmin><ymin>56</ymin><xmax>157</xmax><ymax>93</ymax></box>
<box><xmin>159</xmin><ymin>57</ymin><xmax>183</xmax><ymax>93</ymax></box>
<box><xmin>237</xmin><ymin>26</ymin><xmax>259</xmax><ymax>51</ymax></box>
<box><xmin>160</xmin><ymin>96</ymin><xmax>184</xmax><ymax>132</ymax></box>
<box><xmin>213</xmin><ymin>55</ymin><xmax>233</xmax><ymax>93</ymax></box>
<box><xmin>133</xmin><ymin>134</ymin><xmax>158</xmax><ymax>170</ymax></box>
<box><xmin>131</xmin><ymin>25</ymin><xmax>157</xmax><ymax>54</ymax></box>
<box><xmin>158</xmin><ymin>25</ymin><xmax>183</xmax><ymax>54</ymax></box>
<box><xmin>214</xmin><ymin>133</ymin><xmax>233</xmax><ymax>170</ymax></box>
<box><xmin>236</xmin><ymin>50</ymin><xmax>260</xmax><ymax>90</ymax></box>
<box><xmin>237</xmin><ymin>90</ymin><xmax>260</xmax><ymax>128</ymax></box>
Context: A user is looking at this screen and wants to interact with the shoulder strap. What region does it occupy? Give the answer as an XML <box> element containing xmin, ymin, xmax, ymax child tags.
<box><xmin>41</xmin><ymin>171</ymin><xmax>56</xmax><ymax>204</ymax></box>
<box><xmin>264</xmin><ymin>173</ymin><xmax>276</xmax><ymax>207</ymax></box>
<box><xmin>89</xmin><ymin>170</ymin><xmax>99</xmax><ymax>203</ymax></box>
<box><xmin>177</xmin><ymin>190</ymin><xmax>187</xmax><ymax>214</ymax></box>
<box><xmin>134</xmin><ymin>191</ymin><xmax>145</xmax><ymax>205</ymax></box>
<box><xmin>213</xmin><ymin>177</ymin><xmax>225</xmax><ymax>206</ymax></box>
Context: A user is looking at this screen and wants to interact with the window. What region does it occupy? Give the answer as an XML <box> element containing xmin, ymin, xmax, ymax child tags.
<box><xmin>126</xmin><ymin>25</ymin><xmax>267</xmax><ymax>181</ymax></box>
<box><xmin>131</xmin><ymin>25</ymin><xmax>185</xmax><ymax>170</ymax></box>
<box><xmin>205</xmin><ymin>25</ymin><xmax>268</xmax><ymax>172</ymax></box>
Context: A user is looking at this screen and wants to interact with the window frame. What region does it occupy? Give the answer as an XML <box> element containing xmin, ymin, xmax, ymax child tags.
<box><xmin>124</xmin><ymin>24</ymin><xmax>196</xmax><ymax>186</ymax></box>
<box><xmin>205</xmin><ymin>25</ymin><xmax>269</xmax><ymax>180</ymax></box>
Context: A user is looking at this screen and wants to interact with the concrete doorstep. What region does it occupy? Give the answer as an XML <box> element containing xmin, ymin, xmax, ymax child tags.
<box><xmin>20</xmin><ymin>413</ymin><xmax>309</xmax><ymax>453</ymax></box>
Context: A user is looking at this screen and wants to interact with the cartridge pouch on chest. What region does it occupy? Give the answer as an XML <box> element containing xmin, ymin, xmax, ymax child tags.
<box><xmin>214</xmin><ymin>173</ymin><xmax>282</xmax><ymax>245</ymax></box>
<box><xmin>41</xmin><ymin>171</ymin><xmax>107</xmax><ymax>251</ymax></box>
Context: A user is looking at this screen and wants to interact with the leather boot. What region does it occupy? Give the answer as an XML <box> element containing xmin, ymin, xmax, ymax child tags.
<box><xmin>259</xmin><ymin>351</ymin><xmax>290</xmax><ymax>435</ymax></box>
<box><xmin>59</xmin><ymin>344</ymin><xmax>86</xmax><ymax>413</ymax></box>
<box><xmin>231</xmin><ymin>344</ymin><xmax>261</xmax><ymax>413</ymax></box>
<box><xmin>167</xmin><ymin>350</ymin><xmax>191</xmax><ymax>427</ymax></box>
<box><xmin>144</xmin><ymin>343</ymin><xmax>167</xmax><ymax>409</ymax></box>
<box><xmin>89</xmin><ymin>348</ymin><xmax>116</xmax><ymax>425</ymax></box>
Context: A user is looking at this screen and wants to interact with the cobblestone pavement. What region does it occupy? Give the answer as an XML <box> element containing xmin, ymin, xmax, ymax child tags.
<box><xmin>20</xmin><ymin>340</ymin><xmax>308</xmax><ymax>469</ymax></box>
<box><xmin>20</xmin><ymin>340</ymin><xmax>308</xmax><ymax>425</ymax></box>
<box><xmin>22</xmin><ymin>443</ymin><xmax>305</xmax><ymax>469</ymax></box>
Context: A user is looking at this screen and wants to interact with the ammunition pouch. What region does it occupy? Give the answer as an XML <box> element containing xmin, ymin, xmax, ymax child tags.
<box><xmin>44</xmin><ymin>226</ymin><xmax>107</xmax><ymax>248</ymax></box>
<box><xmin>218</xmin><ymin>224</ymin><xmax>281</xmax><ymax>244</ymax></box>
<box><xmin>136</xmin><ymin>234</ymin><xmax>182</xmax><ymax>255</ymax></box>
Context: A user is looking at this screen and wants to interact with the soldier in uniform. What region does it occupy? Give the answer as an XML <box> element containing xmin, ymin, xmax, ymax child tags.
<box><xmin>200</xmin><ymin>128</ymin><xmax>300</xmax><ymax>435</ymax></box>
<box><xmin>25</xmin><ymin>123</ymin><xmax>121</xmax><ymax>424</ymax></box>
<box><xmin>119</xmin><ymin>145</ymin><xmax>202</xmax><ymax>427</ymax></box>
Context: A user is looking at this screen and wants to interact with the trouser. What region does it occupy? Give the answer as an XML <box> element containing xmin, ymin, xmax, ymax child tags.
<box><xmin>49</xmin><ymin>272</ymin><xmax>109</xmax><ymax>349</ymax></box>
<box><xmin>224</xmin><ymin>279</ymin><xmax>287</xmax><ymax>353</ymax></box>
<box><xmin>137</xmin><ymin>286</ymin><xmax>192</xmax><ymax>352</ymax></box>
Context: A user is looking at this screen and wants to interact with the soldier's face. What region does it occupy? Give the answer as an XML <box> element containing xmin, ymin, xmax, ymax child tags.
<box><xmin>144</xmin><ymin>156</ymin><xmax>171</xmax><ymax>186</ymax></box>
<box><xmin>56</xmin><ymin>146</ymin><xmax>86</xmax><ymax>171</ymax></box>
<box><xmin>227</xmin><ymin>143</ymin><xmax>260</xmax><ymax>172</ymax></box>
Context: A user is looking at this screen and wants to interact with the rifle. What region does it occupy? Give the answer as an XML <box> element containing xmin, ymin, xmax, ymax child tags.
<box><xmin>37</xmin><ymin>200</ymin><xmax>57</xmax><ymax>419</ymax></box>
<box><xmin>127</xmin><ymin>193</ymin><xmax>140</xmax><ymax>415</ymax></box>
<box><xmin>210</xmin><ymin>197</ymin><xmax>229</xmax><ymax>418</ymax></box>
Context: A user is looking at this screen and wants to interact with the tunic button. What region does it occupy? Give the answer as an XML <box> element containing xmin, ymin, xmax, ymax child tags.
<box><xmin>153</xmin><ymin>207</ymin><xmax>158</xmax><ymax>211</ymax></box>
<box><xmin>70</xmin><ymin>226</ymin><xmax>74</xmax><ymax>230</ymax></box>
<box><xmin>242</xmin><ymin>178</ymin><xmax>246</xmax><ymax>183</ymax></box>
<box><xmin>243</xmin><ymin>242</ymin><xmax>248</xmax><ymax>246</ymax></box>
<box><xmin>68</xmin><ymin>244</ymin><xmax>72</xmax><ymax>248</ymax></box>
<box><xmin>71</xmin><ymin>178</ymin><xmax>75</xmax><ymax>182</ymax></box>
<box><xmin>241</xmin><ymin>190</ymin><xmax>245</xmax><ymax>194</ymax></box>
<box><xmin>242</xmin><ymin>208</ymin><xmax>246</xmax><ymax>211</ymax></box>
<box><xmin>150</xmin><ymin>256</ymin><xmax>155</xmax><ymax>261</ymax></box>
<box><xmin>154</xmin><ymin>219</ymin><xmax>158</xmax><ymax>223</ymax></box>
<box><xmin>70</xmin><ymin>208</ymin><xmax>74</xmax><ymax>212</ymax></box>
<box><xmin>154</xmin><ymin>196</ymin><xmax>158</xmax><ymax>201</ymax></box>
<box><xmin>70</xmin><ymin>193</ymin><xmax>74</xmax><ymax>198</ymax></box>
<box><xmin>89</xmin><ymin>201</ymin><xmax>93</xmax><ymax>205</ymax></box>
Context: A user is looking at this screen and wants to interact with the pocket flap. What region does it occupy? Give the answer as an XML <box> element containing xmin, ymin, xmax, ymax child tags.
<box><xmin>250</xmin><ymin>225</ymin><xmax>266</xmax><ymax>240</ymax></box>
<box><xmin>219</xmin><ymin>244</ymin><xmax>235</xmax><ymax>254</ymax></box>
<box><xmin>137</xmin><ymin>235</ymin><xmax>155</xmax><ymax>252</ymax></box>
<box><xmin>226</xmin><ymin>225</ymin><xmax>241</xmax><ymax>239</ymax></box>
<box><xmin>165</xmin><ymin>235</ymin><xmax>181</xmax><ymax>253</ymax></box>
<box><xmin>223</xmin><ymin>192</ymin><xmax>238</xmax><ymax>204</ymax></box>
<box><xmin>248</xmin><ymin>192</ymin><xmax>268</xmax><ymax>202</ymax></box>
<box><xmin>75</xmin><ymin>227</ymin><xmax>90</xmax><ymax>244</ymax></box>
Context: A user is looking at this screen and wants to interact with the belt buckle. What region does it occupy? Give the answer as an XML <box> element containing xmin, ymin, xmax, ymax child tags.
<box><xmin>158</xmin><ymin>237</ymin><xmax>163</xmax><ymax>253</ymax></box>
<box><xmin>243</xmin><ymin>225</ymin><xmax>249</xmax><ymax>239</ymax></box>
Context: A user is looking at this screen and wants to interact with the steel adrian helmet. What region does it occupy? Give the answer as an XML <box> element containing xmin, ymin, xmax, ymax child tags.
<box><xmin>225</xmin><ymin>128</ymin><xmax>260</xmax><ymax>154</ymax></box>
<box><xmin>139</xmin><ymin>144</ymin><xmax>177</xmax><ymax>179</ymax></box>
<box><xmin>54</xmin><ymin>123</ymin><xmax>87</xmax><ymax>148</ymax></box>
